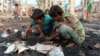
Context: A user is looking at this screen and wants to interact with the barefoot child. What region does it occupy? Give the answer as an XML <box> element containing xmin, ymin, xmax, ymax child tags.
<box><xmin>46</xmin><ymin>5</ymin><xmax>85</xmax><ymax>46</ymax></box>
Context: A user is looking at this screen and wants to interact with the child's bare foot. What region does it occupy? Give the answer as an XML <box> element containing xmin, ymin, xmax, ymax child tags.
<box><xmin>66</xmin><ymin>42</ymin><xmax>75</xmax><ymax>47</ymax></box>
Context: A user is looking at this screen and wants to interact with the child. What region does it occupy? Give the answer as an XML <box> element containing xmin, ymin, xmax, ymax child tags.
<box><xmin>22</xmin><ymin>8</ymin><xmax>54</xmax><ymax>39</ymax></box>
<box><xmin>13</xmin><ymin>3</ymin><xmax>20</xmax><ymax>21</ymax></box>
<box><xmin>46</xmin><ymin>5</ymin><xmax>85</xmax><ymax>46</ymax></box>
<box><xmin>87</xmin><ymin>0</ymin><xmax>93</xmax><ymax>22</ymax></box>
<box><xmin>44</xmin><ymin>9</ymin><xmax>49</xmax><ymax>15</ymax></box>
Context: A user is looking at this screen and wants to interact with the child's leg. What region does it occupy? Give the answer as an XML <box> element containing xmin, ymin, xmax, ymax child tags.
<box><xmin>89</xmin><ymin>11</ymin><xmax>92</xmax><ymax>22</ymax></box>
<box><xmin>77</xmin><ymin>28</ymin><xmax>85</xmax><ymax>44</ymax></box>
<box><xmin>16</xmin><ymin>13</ymin><xmax>19</xmax><ymax>21</ymax></box>
<box><xmin>14</xmin><ymin>12</ymin><xmax>17</xmax><ymax>20</ymax></box>
<box><xmin>57</xmin><ymin>24</ymin><xmax>82</xmax><ymax>45</ymax></box>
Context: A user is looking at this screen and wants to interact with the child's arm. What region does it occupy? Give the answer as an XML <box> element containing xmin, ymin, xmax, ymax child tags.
<box><xmin>46</xmin><ymin>23</ymin><xmax>62</xmax><ymax>40</ymax></box>
<box><xmin>22</xmin><ymin>24</ymin><xmax>32</xmax><ymax>39</ymax></box>
<box><xmin>35</xmin><ymin>26</ymin><xmax>44</xmax><ymax>38</ymax></box>
<box><xmin>45</xmin><ymin>32</ymin><xmax>60</xmax><ymax>41</ymax></box>
<box><xmin>65</xmin><ymin>16</ymin><xmax>76</xmax><ymax>29</ymax></box>
<box><xmin>23</xmin><ymin>24</ymin><xmax>45</xmax><ymax>39</ymax></box>
<box><xmin>51</xmin><ymin>22</ymin><xmax>63</xmax><ymax>35</ymax></box>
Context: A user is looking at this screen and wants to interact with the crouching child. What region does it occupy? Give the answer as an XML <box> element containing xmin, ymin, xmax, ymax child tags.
<box><xmin>45</xmin><ymin>5</ymin><xmax>85</xmax><ymax>47</ymax></box>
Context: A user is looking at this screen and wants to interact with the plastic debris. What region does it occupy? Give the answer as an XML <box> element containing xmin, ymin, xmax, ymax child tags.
<box><xmin>4</xmin><ymin>41</ymin><xmax>56</xmax><ymax>54</ymax></box>
<box><xmin>36</xmin><ymin>43</ymin><xmax>55</xmax><ymax>54</ymax></box>
<box><xmin>4</xmin><ymin>44</ymin><xmax>16</xmax><ymax>54</ymax></box>
<box><xmin>14</xmin><ymin>29</ymin><xmax>19</xmax><ymax>33</ymax></box>
<box><xmin>28</xmin><ymin>45</ymin><xmax>36</xmax><ymax>50</ymax></box>
<box><xmin>48</xmin><ymin>46</ymin><xmax>64</xmax><ymax>56</ymax></box>
<box><xmin>1</xmin><ymin>32</ymin><xmax>9</xmax><ymax>38</ymax></box>
<box><xmin>17</xmin><ymin>45</ymin><xmax>29</xmax><ymax>54</ymax></box>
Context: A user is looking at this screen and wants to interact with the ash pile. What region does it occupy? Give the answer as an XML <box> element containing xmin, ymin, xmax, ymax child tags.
<box><xmin>0</xmin><ymin>23</ymin><xmax>100</xmax><ymax>56</ymax></box>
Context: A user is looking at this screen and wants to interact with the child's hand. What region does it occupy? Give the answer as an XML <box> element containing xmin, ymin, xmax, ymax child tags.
<box><xmin>54</xmin><ymin>22</ymin><xmax>63</xmax><ymax>28</ymax></box>
<box><xmin>39</xmin><ymin>33</ymin><xmax>45</xmax><ymax>38</ymax></box>
<box><xmin>22</xmin><ymin>33</ymin><xmax>27</xmax><ymax>39</ymax></box>
<box><xmin>45</xmin><ymin>37</ymin><xmax>52</xmax><ymax>41</ymax></box>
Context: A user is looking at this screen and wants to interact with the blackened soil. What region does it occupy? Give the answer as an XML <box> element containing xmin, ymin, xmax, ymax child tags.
<box><xmin>0</xmin><ymin>19</ymin><xmax>100</xmax><ymax>56</ymax></box>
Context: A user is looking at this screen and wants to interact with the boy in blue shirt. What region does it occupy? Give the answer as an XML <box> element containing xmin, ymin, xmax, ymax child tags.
<box><xmin>23</xmin><ymin>9</ymin><xmax>54</xmax><ymax>39</ymax></box>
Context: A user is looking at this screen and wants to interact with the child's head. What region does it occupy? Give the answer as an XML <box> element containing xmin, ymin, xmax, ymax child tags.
<box><xmin>28</xmin><ymin>7</ymin><xmax>34</xmax><ymax>17</ymax></box>
<box><xmin>49</xmin><ymin>5</ymin><xmax>63</xmax><ymax>21</ymax></box>
<box><xmin>15</xmin><ymin>3</ymin><xmax>18</xmax><ymax>7</ymax></box>
<box><xmin>45</xmin><ymin>9</ymin><xmax>49</xmax><ymax>14</ymax></box>
<box><xmin>32</xmin><ymin>8</ymin><xmax>44</xmax><ymax>24</ymax></box>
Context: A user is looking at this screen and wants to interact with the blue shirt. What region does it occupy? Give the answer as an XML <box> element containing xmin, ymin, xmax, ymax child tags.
<box><xmin>31</xmin><ymin>15</ymin><xmax>54</xmax><ymax>36</ymax></box>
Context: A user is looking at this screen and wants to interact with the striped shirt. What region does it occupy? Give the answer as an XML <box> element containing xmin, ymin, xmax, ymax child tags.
<box><xmin>61</xmin><ymin>13</ymin><xmax>85</xmax><ymax>41</ymax></box>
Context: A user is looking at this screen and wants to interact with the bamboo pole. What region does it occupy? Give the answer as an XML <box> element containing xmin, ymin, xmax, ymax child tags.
<box><xmin>45</xmin><ymin>0</ymin><xmax>49</xmax><ymax>9</ymax></box>
<box><xmin>69</xmin><ymin>0</ymin><xmax>75</xmax><ymax>15</ymax></box>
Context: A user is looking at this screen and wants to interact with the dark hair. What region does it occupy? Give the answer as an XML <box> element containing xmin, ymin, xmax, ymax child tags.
<box><xmin>15</xmin><ymin>3</ymin><xmax>18</xmax><ymax>6</ymax></box>
<box><xmin>31</xmin><ymin>8</ymin><xmax>44</xmax><ymax>20</ymax></box>
<box><xmin>45</xmin><ymin>9</ymin><xmax>49</xmax><ymax>12</ymax></box>
<box><xmin>49</xmin><ymin>5</ymin><xmax>63</xmax><ymax>17</ymax></box>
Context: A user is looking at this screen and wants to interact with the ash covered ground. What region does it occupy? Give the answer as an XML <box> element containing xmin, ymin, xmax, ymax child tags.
<box><xmin>0</xmin><ymin>17</ymin><xmax>100</xmax><ymax>56</ymax></box>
